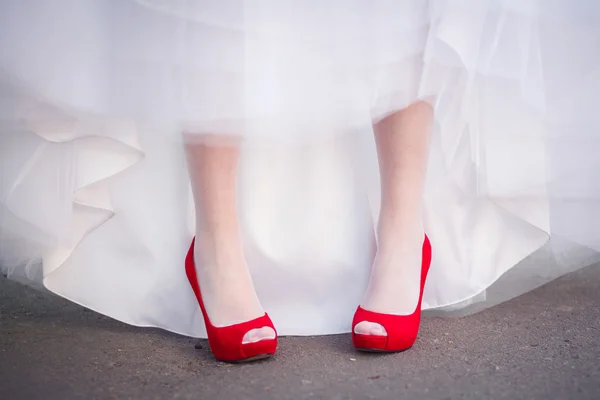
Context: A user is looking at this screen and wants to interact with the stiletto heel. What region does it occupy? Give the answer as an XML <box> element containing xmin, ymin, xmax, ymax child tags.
<box><xmin>185</xmin><ymin>238</ymin><xmax>278</xmax><ymax>362</ymax></box>
<box><xmin>352</xmin><ymin>235</ymin><xmax>432</xmax><ymax>352</ymax></box>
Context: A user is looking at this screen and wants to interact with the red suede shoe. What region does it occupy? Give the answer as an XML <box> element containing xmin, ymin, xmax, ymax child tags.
<box><xmin>185</xmin><ymin>238</ymin><xmax>277</xmax><ymax>362</ymax></box>
<box><xmin>352</xmin><ymin>235</ymin><xmax>432</xmax><ymax>352</ymax></box>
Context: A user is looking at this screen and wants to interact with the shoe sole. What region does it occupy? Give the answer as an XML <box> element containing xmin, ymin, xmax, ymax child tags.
<box><xmin>356</xmin><ymin>348</ymin><xmax>390</xmax><ymax>353</ymax></box>
<box><xmin>229</xmin><ymin>353</ymin><xmax>273</xmax><ymax>363</ymax></box>
<box><xmin>355</xmin><ymin>345</ymin><xmax>413</xmax><ymax>353</ymax></box>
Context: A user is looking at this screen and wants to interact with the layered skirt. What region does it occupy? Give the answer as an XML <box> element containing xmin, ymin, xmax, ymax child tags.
<box><xmin>1</xmin><ymin>0</ymin><xmax>599</xmax><ymax>336</ymax></box>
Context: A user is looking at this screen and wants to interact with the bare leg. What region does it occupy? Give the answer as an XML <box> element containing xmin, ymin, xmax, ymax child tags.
<box><xmin>185</xmin><ymin>140</ymin><xmax>275</xmax><ymax>343</ymax></box>
<box><xmin>355</xmin><ymin>101</ymin><xmax>433</xmax><ymax>336</ymax></box>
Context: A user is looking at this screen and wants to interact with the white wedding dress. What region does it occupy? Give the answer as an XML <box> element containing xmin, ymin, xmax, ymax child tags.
<box><xmin>1</xmin><ymin>0</ymin><xmax>600</xmax><ymax>337</ymax></box>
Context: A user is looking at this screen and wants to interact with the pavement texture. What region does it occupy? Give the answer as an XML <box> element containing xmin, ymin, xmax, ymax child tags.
<box><xmin>1</xmin><ymin>265</ymin><xmax>599</xmax><ymax>400</ymax></box>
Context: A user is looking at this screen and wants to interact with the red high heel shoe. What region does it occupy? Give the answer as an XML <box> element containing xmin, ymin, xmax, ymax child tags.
<box><xmin>185</xmin><ymin>238</ymin><xmax>278</xmax><ymax>362</ymax></box>
<box><xmin>352</xmin><ymin>235</ymin><xmax>432</xmax><ymax>352</ymax></box>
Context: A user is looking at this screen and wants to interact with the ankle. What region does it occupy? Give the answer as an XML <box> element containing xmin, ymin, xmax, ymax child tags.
<box><xmin>376</xmin><ymin>220</ymin><xmax>423</xmax><ymax>252</ymax></box>
<box><xmin>377</xmin><ymin>206</ymin><xmax>423</xmax><ymax>231</ymax></box>
<box><xmin>194</xmin><ymin>231</ymin><xmax>245</xmax><ymax>268</ymax></box>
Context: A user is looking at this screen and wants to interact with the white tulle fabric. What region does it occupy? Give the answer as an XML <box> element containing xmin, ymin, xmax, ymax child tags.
<box><xmin>1</xmin><ymin>0</ymin><xmax>600</xmax><ymax>337</ymax></box>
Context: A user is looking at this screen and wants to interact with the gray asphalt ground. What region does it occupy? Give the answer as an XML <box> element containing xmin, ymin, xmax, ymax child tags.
<box><xmin>1</xmin><ymin>265</ymin><xmax>599</xmax><ymax>400</ymax></box>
